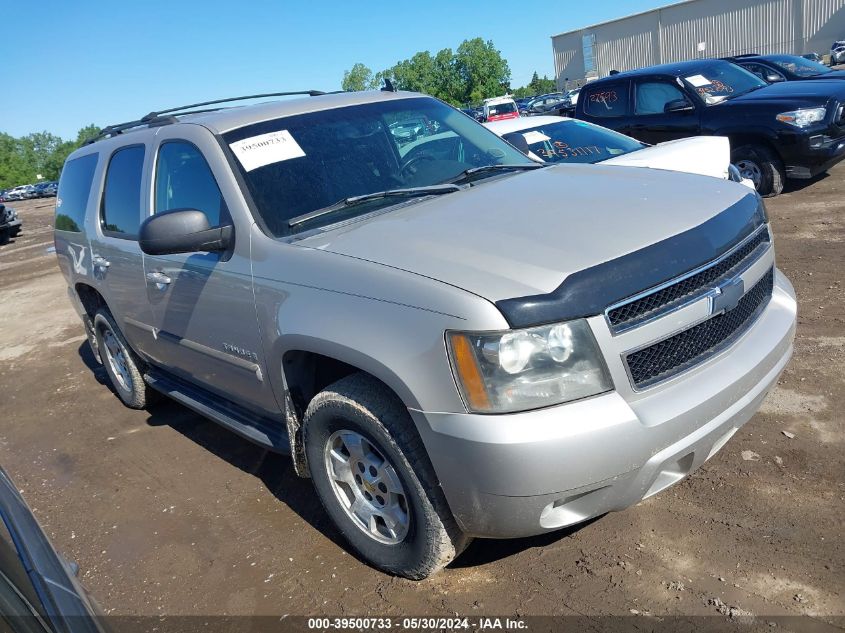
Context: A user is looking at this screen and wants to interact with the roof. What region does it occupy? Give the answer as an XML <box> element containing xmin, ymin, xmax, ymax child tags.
<box><xmin>586</xmin><ymin>58</ymin><xmax>731</xmax><ymax>82</ymax></box>
<box><xmin>82</xmin><ymin>90</ymin><xmax>430</xmax><ymax>149</ymax></box>
<box><xmin>183</xmin><ymin>90</ymin><xmax>426</xmax><ymax>134</ymax></box>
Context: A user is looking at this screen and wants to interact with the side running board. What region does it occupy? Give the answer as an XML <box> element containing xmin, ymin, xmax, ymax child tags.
<box><xmin>144</xmin><ymin>369</ymin><xmax>290</xmax><ymax>453</ymax></box>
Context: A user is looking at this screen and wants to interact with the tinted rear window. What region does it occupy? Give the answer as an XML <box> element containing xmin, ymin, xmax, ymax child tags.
<box><xmin>101</xmin><ymin>145</ymin><xmax>145</xmax><ymax>238</ymax></box>
<box><xmin>583</xmin><ymin>84</ymin><xmax>628</xmax><ymax>117</ymax></box>
<box><xmin>56</xmin><ymin>153</ymin><xmax>98</xmax><ymax>232</ymax></box>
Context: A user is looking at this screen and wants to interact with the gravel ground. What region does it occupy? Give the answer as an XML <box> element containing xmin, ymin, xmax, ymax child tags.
<box><xmin>0</xmin><ymin>167</ymin><xmax>842</xmax><ymax>627</ymax></box>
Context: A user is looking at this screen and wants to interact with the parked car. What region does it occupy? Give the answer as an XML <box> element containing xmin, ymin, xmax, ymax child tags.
<box><xmin>0</xmin><ymin>204</ymin><xmax>22</xmax><ymax>243</ymax></box>
<box><xmin>56</xmin><ymin>89</ymin><xmax>795</xmax><ymax>579</ymax></box>
<box><xmin>485</xmin><ymin>115</ymin><xmax>753</xmax><ymax>187</ymax></box>
<box><xmin>5</xmin><ymin>185</ymin><xmax>35</xmax><ymax>200</ymax></box>
<box><xmin>0</xmin><ymin>189</ymin><xmax>8</xmax><ymax>202</ymax></box>
<box><xmin>523</xmin><ymin>93</ymin><xmax>568</xmax><ymax>116</ymax></box>
<box><xmin>725</xmin><ymin>53</ymin><xmax>845</xmax><ymax>82</ymax></box>
<box><xmin>802</xmin><ymin>52</ymin><xmax>824</xmax><ymax>64</ymax></box>
<box><xmin>832</xmin><ymin>40</ymin><xmax>845</xmax><ymax>65</ymax></box>
<box><xmin>0</xmin><ymin>465</ymin><xmax>106</xmax><ymax>632</ymax></box>
<box><xmin>575</xmin><ymin>58</ymin><xmax>845</xmax><ymax>196</ymax></box>
<box><xmin>481</xmin><ymin>95</ymin><xmax>519</xmax><ymax>122</ymax></box>
<box><xmin>34</xmin><ymin>181</ymin><xmax>58</xmax><ymax>197</ymax></box>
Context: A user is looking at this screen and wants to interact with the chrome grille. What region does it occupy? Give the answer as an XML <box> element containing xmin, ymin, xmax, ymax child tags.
<box><xmin>606</xmin><ymin>227</ymin><xmax>770</xmax><ymax>333</ymax></box>
<box><xmin>625</xmin><ymin>268</ymin><xmax>774</xmax><ymax>389</ymax></box>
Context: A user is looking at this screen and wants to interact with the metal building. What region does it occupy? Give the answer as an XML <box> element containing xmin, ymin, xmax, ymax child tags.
<box><xmin>551</xmin><ymin>0</ymin><xmax>845</xmax><ymax>88</ymax></box>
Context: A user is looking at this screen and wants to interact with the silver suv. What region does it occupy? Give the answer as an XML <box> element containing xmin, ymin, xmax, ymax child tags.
<box><xmin>55</xmin><ymin>90</ymin><xmax>797</xmax><ymax>579</ymax></box>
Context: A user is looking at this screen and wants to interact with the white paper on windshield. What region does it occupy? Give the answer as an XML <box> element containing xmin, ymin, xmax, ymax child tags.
<box><xmin>685</xmin><ymin>74</ymin><xmax>712</xmax><ymax>87</ymax></box>
<box><xmin>522</xmin><ymin>130</ymin><xmax>550</xmax><ymax>144</ymax></box>
<box><xmin>229</xmin><ymin>130</ymin><xmax>305</xmax><ymax>172</ymax></box>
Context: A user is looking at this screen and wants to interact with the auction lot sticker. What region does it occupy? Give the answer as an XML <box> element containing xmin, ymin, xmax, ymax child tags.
<box><xmin>229</xmin><ymin>130</ymin><xmax>306</xmax><ymax>171</ymax></box>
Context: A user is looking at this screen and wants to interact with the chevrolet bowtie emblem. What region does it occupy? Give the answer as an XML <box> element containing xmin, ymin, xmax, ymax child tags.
<box><xmin>710</xmin><ymin>276</ymin><xmax>745</xmax><ymax>316</ymax></box>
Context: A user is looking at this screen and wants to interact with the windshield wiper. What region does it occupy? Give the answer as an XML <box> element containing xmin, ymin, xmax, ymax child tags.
<box><xmin>447</xmin><ymin>163</ymin><xmax>546</xmax><ymax>185</ymax></box>
<box><xmin>288</xmin><ymin>184</ymin><xmax>462</xmax><ymax>228</ymax></box>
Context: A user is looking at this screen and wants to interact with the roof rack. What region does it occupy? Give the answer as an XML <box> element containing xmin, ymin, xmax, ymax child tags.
<box><xmin>84</xmin><ymin>90</ymin><xmax>327</xmax><ymax>145</ymax></box>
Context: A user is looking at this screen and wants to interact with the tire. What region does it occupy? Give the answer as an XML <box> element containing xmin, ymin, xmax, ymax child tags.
<box><xmin>303</xmin><ymin>373</ymin><xmax>470</xmax><ymax>579</ymax></box>
<box><xmin>92</xmin><ymin>308</ymin><xmax>157</xmax><ymax>409</ymax></box>
<box><xmin>0</xmin><ymin>228</ymin><xmax>9</xmax><ymax>246</ymax></box>
<box><xmin>731</xmin><ymin>144</ymin><xmax>785</xmax><ymax>197</ymax></box>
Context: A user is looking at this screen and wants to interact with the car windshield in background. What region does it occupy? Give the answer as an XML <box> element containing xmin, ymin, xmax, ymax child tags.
<box><xmin>489</xmin><ymin>102</ymin><xmax>517</xmax><ymax>116</ymax></box>
<box><xmin>223</xmin><ymin>97</ymin><xmax>532</xmax><ymax>236</ymax></box>
<box><xmin>503</xmin><ymin>120</ymin><xmax>645</xmax><ymax>164</ymax></box>
<box><xmin>683</xmin><ymin>62</ymin><xmax>767</xmax><ymax>104</ymax></box>
<box><xmin>767</xmin><ymin>54</ymin><xmax>832</xmax><ymax>77</ymax></box>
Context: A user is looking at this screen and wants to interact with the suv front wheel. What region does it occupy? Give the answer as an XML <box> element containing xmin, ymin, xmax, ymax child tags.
<box><xmin>303</xmin><ymin>373</ymin><xmax>470</xmax><ymax>579</ymax></box>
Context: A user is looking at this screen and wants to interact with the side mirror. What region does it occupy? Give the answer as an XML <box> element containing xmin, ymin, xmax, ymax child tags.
<box><xmin>139</xmin><ymin>209</ymin><xmax>233</xmax><ymax>256</ymax></box>
<box><xmin>502</xmin><ymin>132</ymin><xmax>531</xmax><ymax>155</ymax></box>
<box><xmin>664</xmin><ymin>98</ymin><xmax>694</xmax><ymax>113</ymax></box>
<box><xmin>766</xmin><ymin>73</ymin><xmax>785</xmax><ymax>83</ymax></box>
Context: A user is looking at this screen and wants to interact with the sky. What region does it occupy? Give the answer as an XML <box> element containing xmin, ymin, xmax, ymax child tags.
<box><xmin>1</xmin><ymin>0</ymin><xmax>664</xmax><ymax>139</ymax></box>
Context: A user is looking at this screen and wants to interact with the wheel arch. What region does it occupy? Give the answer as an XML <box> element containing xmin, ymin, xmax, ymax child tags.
<box><xmin>272</xmin><ymin>336</ymin><xmax>427</xmax><ymax>478</ymax></box>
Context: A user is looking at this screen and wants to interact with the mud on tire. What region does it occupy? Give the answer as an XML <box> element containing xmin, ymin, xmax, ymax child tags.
<box><xmin>303</xmin><ymin>373</ymin><xmax>470</xmax><ymax>579</ymax></box>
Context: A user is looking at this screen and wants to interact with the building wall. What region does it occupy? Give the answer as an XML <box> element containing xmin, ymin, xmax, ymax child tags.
<box><xmin>552</xmin><ymin>0</ymin><xmax>845</xmax><ymax>88</ymax></box>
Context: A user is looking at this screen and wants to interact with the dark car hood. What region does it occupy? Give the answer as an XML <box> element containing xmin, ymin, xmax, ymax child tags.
<box><xmin>730</xmin><ymin>79</ymin><xmax>845</xmax><ymax>103</ymax></box>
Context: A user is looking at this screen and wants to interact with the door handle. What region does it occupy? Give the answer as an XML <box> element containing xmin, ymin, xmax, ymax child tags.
<box><xmin>145</xmin><ymin>271</ymin><xmax>172</xmax><ymax>286</ymax></box>
<box><xmin>92</xmin><ymin>255</ymin><xmax>110</xmax><ymax>268</ymax></box>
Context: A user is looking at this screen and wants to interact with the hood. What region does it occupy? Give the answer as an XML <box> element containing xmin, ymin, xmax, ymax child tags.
<box><xmin>296</xmin><ymin>165</ymin><xmax>755</xmax><ymax>302</ymax></box>
<box><xmin>602</xmin><ymin>136</ymin><xmax>730</xmax><ymax>180</ymax></box>
<box><xmin>730</xmin><ymin>79</ymin><xmax>845</xmax><ymax>104</ymax></box>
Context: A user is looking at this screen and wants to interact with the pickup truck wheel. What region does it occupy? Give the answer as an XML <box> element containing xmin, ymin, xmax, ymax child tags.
<box><xmin>731</xmin><ymin>144</ymin><xmax>784</xmax><ymax>197</ymax></box>
<box><xmin>303</xmin><ymin>373</ymin><xmax>470</xmax><ymax>579</ymax></box>
<box><xmin>93</xmin><ymin>308</ymin><xmax>157</xmax><ymax>409</ymax></box>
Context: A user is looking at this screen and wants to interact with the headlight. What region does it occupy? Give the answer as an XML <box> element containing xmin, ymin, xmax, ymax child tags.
<box><xmin>776</xmin><ymin>107</ymin><xmax>826</xmax><ymax>127</ymax></box>
<box><xmin>447</xmin><ymin>319</ymin><xmax>612</xmax><ymax>413</ymax></box>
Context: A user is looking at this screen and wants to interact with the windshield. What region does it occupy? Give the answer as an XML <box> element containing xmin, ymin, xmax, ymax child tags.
<box><xmin>682</xmin><ymin>62</ymin><xmax>767</xmax><ymax>104</ymax></box>
<box><xmin>766</xmin><ymin>54</ymin><xmax>831</xmax><ymax>77</ymax></box>
<box><xmin>223</xmin><ymin>97</ymin><xmax>532</xmax><ymax>236</ymax></box>
<box><xmin>503</xmin><ymin>120</ymin><xmax>645</xmax><ymax>164</ymax></box>
<box><xmin>487</xmin><ymin>102</ymin><xmax>517</xmax><ymax>116</ymax></box>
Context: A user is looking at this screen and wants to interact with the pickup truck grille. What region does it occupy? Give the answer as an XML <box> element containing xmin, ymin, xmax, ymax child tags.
<box><xmin>606</xmin><ymin>227</ymin><xmax>770</xmax><ymax>333</ymax></box>
<box><xmin>624</xmin><ymin>267</ymin><xmax>774</xmax><ymax>389</ymax></box>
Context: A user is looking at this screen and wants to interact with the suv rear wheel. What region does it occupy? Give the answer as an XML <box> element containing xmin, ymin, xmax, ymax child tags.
<box><xmin>731</xmin><ymin>144</ymin><xmax>785</xmax><ymax>197</ymax></box>
<box><xmin>93</xmin><ymin>308</ymin><xmax>157</xmax><ymax>409</ymax></box>
<box><xmin>303</xmin><ymin>373</ymin><xmax>469</xmax><ymax>579</ymax></box>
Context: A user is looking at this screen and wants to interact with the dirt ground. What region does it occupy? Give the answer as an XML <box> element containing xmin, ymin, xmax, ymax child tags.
<box><xmin>0</xmin><ymin>167</ymin><xmax>842</xmax><ymax>626</ymax></box>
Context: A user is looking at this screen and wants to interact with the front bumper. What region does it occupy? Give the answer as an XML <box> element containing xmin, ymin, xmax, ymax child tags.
<box><xmin>783</xmin><ymin>131</ymin><xmax>845</xmax><ymax>179</ymax></box>
<box><xmin>412</xmin><ymin>270</ymin><xmax>796</xmax><ymax>538</ymax></box>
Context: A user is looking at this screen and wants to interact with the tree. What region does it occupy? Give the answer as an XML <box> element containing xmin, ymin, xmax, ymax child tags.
<box><xmin>369</xmin><ymin>38</ymin><xmax>511</xmax><ymax>106</ymax></box>
<box><xmin>0</xmin><ymin>123</ymin><xmax>102</xmax><ymax>188</ymax></box>
<box><xmin>454</xmin><ymin>38</ymin><xmax>511</xmax><ymax>104</ymax></box>
<box><xmin>342</xmin><ymin>63</ymin><xmax>378</xmax><ymax>91</ymax></box>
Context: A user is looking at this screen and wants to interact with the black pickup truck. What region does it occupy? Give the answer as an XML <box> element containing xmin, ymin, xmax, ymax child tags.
<box><xmin>575</xmin><ymin>59</ymin><xmax>845</xmax><ymax>196</ymax></box>
<box><xmin>0</xmin><ymin>204</ymin><xmax>21</xmax><ymax>244</ymax></box>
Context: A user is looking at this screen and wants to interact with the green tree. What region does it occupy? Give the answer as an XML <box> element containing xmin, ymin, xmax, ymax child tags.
<box><xmin>342</xmin><ymin>63</ymin><xmax>378</xmax><ymax>91</ymax></box>
<box><xmin>454</xmin><ymin>38</ymin><xmax>511</xmax><ymax>104</ymax></box>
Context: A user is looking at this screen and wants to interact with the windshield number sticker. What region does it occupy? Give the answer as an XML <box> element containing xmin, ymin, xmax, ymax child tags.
<box><xmin>695</xmin><ymin>79</ymin><xmax>733</xmax><ymax>95</ymax></box>
<box><xmin>537</xmin><ymin>141</ymin><xmax>603</xmax><ymax>159</ymax></box>
<box><xmin>229</xmin><ymin>130</ymin><xmax>306</xmax><ymax>172</ymax></box>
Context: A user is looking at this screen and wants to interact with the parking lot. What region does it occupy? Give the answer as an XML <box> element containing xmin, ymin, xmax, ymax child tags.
<box><xmin>0</xmin><ymin>168</ymin><xmax>842</xmax><ymax>622</ymax></box>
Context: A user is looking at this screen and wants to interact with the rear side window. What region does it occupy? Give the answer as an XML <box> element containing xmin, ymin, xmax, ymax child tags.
<box><xmin>55</xmin><ymin>153</ymin><xmax>98</xmax><ymax>232</ymax></box>
<box><xmin>583</xmin><ymin>83</ymin><xmax>629</xmax><ymax>117</ymax></box>
<box><xmin>101</xmin><ymin>145</ymin><xmax>145</xmax><ymax>238</ymax></box>
<box><xmin>154</xmin><ymin>142</ymin><xmax>226</xmax><ymax>227</ymax></box>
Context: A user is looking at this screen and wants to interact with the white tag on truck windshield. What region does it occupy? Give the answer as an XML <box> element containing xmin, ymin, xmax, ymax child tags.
<box><xmin>685</xmin><ymin>74</ymin><xmax>712</xmax><ymax>87</ymax></box>
<box><xmin>522</xmin><ymin>130</ymin><xmax>551</xmax><ymax>144</ymax></box>
<box><xmin>229</xmin><ymin>130</ymin><xmax>305</xmax><ymax>172</ymax></box>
